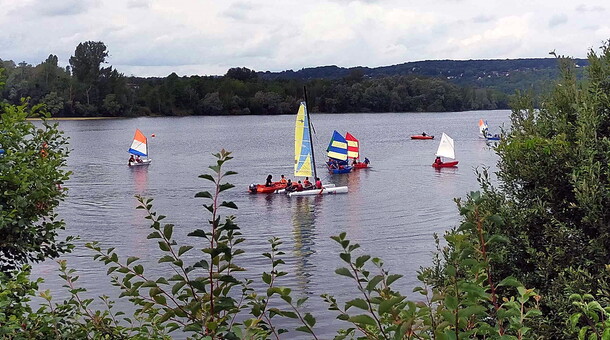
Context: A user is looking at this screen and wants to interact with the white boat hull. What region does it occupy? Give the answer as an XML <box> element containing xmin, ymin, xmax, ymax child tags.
<box><xmin>276</xmin><ymin>183</ymin><xmax>335</xmax><ymax>194</ymax></box>
<box><xmin>129</xmin><ymin>159</ymin><xmax>152</xmax><ymax>167</ymax></box>
<box><xmin>288</xmin><ymin>186</ymin><xmax>348</xmax><ymax>197</ymax></box>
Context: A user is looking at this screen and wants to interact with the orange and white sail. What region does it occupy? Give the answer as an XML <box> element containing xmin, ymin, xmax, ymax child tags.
<box><xmin>345</xmin><ymin>132</ymin><xmax>359</xmax><ymax>159</ymax></box>
<box><xmin>128</xmin><ymin>129</ymin><xmax>148</xmax><ymax>156</ymax></box>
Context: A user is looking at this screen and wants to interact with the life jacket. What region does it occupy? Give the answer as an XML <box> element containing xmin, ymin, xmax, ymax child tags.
<box><xmin>303</xmin><ymin>180</ymin><xmax>312</xmax><ymax>187</ymax></box>
<box><xmin>280</xmin><ymin>178</ymin><xmax>288</xmax><ymax>184</ymax></box>
<box><xmin>315</xmin><ymin>180</ymin><xmax>322</xmax><ymax>189</ymax></box>
<box><xmin>295</xmin><ymin>183</ymin><xmax>304</xmax><ymax>191</ymax></box>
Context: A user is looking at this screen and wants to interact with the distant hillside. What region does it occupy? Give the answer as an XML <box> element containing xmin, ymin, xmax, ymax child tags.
<box><xmin>259</xmin><ymin>58</ymin><xmax>589</xmax><ymax>95</ymax></box>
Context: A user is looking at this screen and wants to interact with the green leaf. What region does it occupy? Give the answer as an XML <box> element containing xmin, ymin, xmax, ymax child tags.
<box><xmin>163</xmin><ymin>224</ymin><xmax>173</xmax><ymax>239</ymax></box>
<box><xmin>335</xmin><ymin>267</ymin><xmax>354</xmax><ymax>279</ymax></box>
<box><xmin>220</xmin><ymin>201</ymin><xmax>238</xmax><ymax>209</ymax></box>
<box><xmin>346</xmin><ymin>298</ymin><xmax>369</xmax><ymax>311</ymax></box>
<box><xmin>178</xmin><ymin>245</ymin><xmax>193</xmax><ymax>256</ymax></box>
<box><xmin>355</xmin><ymin>255</ymin><xmax>370</xmax><ymax>268</ymax></box>
<box><xmin>445</xmin><ymin>295</ymin><xmax>458</xmax><ymax>310</ymax></box>
<box><xmin>126</xmin><ymin>256</ymin><xmax>139</xmax><ymax>266</ymax></box>
<box><xmin>349</xmin><ymin>314</ymin><xmax>377</xmax><ymax>326</ymax></box>
<box><xmin>386</xmin><ymin>274</ymin><xmax>402</xmax><ymax>286</ymax></box>
<box><xmin>198</xmin><ymin>174</ymin><xmax>215</xmax><ymax>182</ymax></box>
<box><xmin>195</xmin><ymin>191</ymin><xmax>213</xmax><ymax>199</ymax></box>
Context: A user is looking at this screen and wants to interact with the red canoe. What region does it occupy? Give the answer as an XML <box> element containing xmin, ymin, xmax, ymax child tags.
<box><xmin>411</xmin><ymin>135</ymin><xmax>434</xmax><ymax>140</ymax></box>
<box><xmin>432</xmin><ymin>161</ymin><xmax>459</xmax><ymax>168</ymax></box>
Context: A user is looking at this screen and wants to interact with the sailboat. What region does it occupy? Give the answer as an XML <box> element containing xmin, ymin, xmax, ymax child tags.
<box><xmin>345</xmin><ymin>132</ymin><xmax>369</xmax><ymax>169</ymax></box>
<box><xmin>479</xmin><ymin>119</ymin><xmax>499</xmax><ymax>141</ymax></box>
<box><xmin>432</xmin><ymin>133</ymin><xmax>459</xmax><ymax>168</ymax></box>
<box><xmin>288</xmin><ymin>91</ymin><xmax>348</xmax><ymax>197</ymax></box>
<box><xmin>128</xmin><ymin>129</ymin><xmax>152</xmax><ymax>166</ymax></box>
<box><xmin>326</xmin><ymin>130</ymin><xmax>352</xmax><ymax>174</ymax></box>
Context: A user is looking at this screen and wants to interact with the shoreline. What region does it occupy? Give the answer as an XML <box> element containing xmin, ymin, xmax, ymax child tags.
<box><xmin>27</xmin><ymin>117</ymin><xmax>124</xmax><ymax>121</ymax></box>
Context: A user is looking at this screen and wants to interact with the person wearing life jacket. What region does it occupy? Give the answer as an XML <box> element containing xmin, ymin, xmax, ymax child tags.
<box><xmin>279</xmin><ymin>175</ymin><xmax>288</xmax><ymax>185</ymax></box>
<box><xmin>434</xmin><ymin>156</ymin><xmax>443</xmax><ymax>165</ymax></box>
<box><xmin>128</xmin><ymin>155</ymin><xmax>135</xmax><ymax>165</ymax></box>
<box><xmin>315</xmin><ymin>177</ymin><xmax>322</xmax><ymax>189</ymax></box>
<box><xmin>303</xmin><ymin>177</ymin><xmax>313</xmax><ymax>189</ymax></box>
<box><xmin>295</xmin><ymin>181</ymin><xmax>304</xmax><ymax>191</ymax></box>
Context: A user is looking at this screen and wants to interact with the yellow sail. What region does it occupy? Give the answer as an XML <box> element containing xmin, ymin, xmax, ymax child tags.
<box><xmin>294</xmin><ymin>102</ymin><xmax>314</xmax><ymax>177</ymax></box>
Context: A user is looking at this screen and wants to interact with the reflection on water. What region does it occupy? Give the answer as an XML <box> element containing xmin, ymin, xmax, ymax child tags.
<box><xmin>290</xmin><ymin>196</ymin><xmax>319</xmax><ymax>294</ymax></box>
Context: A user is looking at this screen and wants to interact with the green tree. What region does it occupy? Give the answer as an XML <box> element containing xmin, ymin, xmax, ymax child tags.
<box><xmin>0</xmin><ymin>98</ymin><xmax>72</xmax><ymax>272</ymax></box>
<box><xmin>69</xmin><ymin>41</ymin><xmax>109</xmax><ymax>105</ymax></box>
<box><xmin>484</xmin><ymin>41</ymin><xmax>610</xmax><ymax>337</ymax></box>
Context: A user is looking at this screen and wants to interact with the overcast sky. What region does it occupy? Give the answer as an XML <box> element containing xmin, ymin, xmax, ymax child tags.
<box><xmin>1</xmin><ymin>0</ymin><xmax>608</xmax><ymax>77</ymax></box>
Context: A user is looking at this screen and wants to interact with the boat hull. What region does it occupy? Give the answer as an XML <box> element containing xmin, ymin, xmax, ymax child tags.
<box><xmin>353</xmin><ymin>163</ymin><xmax>369</xmax><ymax>169</ymax></box>
<box><xmin>288</xmin><ymin>186</ymin><xmax>348</xmax><ymax>197</ymax></box>
<box><xmin>432</xmin><ymin>161</ymin><xmax>459</xmax><ymax>168</ymax></box>
<box><xmin>411</xmin><ymin>135</ymin><xmax>434</xmax><ymax>140</ymax></box>
<box><xmin>250</xmin><ymin>183</ymin><xmax>287</xmax><ymax>194</ymax></box>
<box><xmin>129</xmin><ymin>159</ymin><xmax>152</xmax><ymax>167</ymax></box>
<box><xmin>329</xmin><ymin>166</ymin><xmax>352</xmax><ymax>174</ymax></box>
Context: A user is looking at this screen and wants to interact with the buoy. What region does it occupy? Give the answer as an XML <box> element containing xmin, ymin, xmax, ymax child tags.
<box><xmin>151</xmin><ymin>134</ymin><xmax>156</xmax><ymax>138</ymax></box>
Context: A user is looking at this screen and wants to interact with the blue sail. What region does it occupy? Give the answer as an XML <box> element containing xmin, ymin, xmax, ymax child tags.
<box><xmin>327</xmin><ymin>130</ymin><xmax>348</xmax><ymax>161</ymax></box>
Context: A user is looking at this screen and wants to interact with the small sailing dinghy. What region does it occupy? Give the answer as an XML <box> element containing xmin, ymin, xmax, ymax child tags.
<box><xmin>128</xmin><ymin>129</ymin><xmax>152</xmax><ymax>166</ymax></box>
<box><xmin>432</xmin><ymin>133</ymin><xmax>459</xmax><ymax>168</ymax></box>
<box><xmin>288</xmin><ymin>89</ymin><xmax>348</xmax><ymax>197</ymax></box>
<box><xmin>326</xmin><ymin>131</ymin><xmax>352</xmax><ymax>174</ymax></box>
<box><xmin>346</xmin><ymin>132</ymin><xmax>370</xmax><ymax>169</ymax></box>
<box><xmin>479</xmin><ymin>119</ymin><xmax>500</xmax><ymax>140</ymax></box>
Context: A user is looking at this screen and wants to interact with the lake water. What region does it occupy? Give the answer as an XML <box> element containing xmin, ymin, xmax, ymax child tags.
<box><xmin>32</xmin><ymin>110</ymin><xmax>510</xmax><ymax>338</ymax></box>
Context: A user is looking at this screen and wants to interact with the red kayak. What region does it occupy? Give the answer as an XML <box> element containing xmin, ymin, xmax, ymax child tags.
<box><xmin>432</xmin><ymin>161</ymin><xmax>459</xmax><ymax>168</ymax></box>
<box><xmin>411</xmin><ymin>135</ymin><xmax>434</xmax><ymax>140</ymax></box>
<box><xmin>248</xmin><ymin>182</ymin><xmax>287</xmax><ymax>193</ymax></box>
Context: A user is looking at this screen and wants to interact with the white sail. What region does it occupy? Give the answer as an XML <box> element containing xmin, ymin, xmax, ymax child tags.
<box><xmin>435</xmin><ymin>133</ymin><xmax>455</xmax><ymax>159</ymax></box>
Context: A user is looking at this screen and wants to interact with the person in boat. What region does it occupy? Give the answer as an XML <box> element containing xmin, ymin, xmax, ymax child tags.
<box><xmin>265</xmin><ymin>174</ymin><xmax>273</xmax><ymax>187</ymax></box>
<box><xmin>352</xmin><ymin>159</ymin><xmax>359</xmax><ymax>166</ymax></box>
<box><xmin>279</xmin><ymin>175</ymin><xmax>288</xmax><ymax>185</ymax></box>
<box><xmin>135</xmin><ymin>155</ymin><xmax>143</xmax><ymax>163</ymax></box>
<box><xmin>422</xmin><ymin>132</ymin><xmax>427</xmax><ymax>137</ymax></box>
<box><xmin>315</xmin><ymin>177</ymin><xmax>322</xmax><ymax>189</ymax></box>
<box><xmin>364</xmin><ymin>157</ymin><xmax>370</xmax><ymax>165</ymax></box>
<box><xmin>434</xmin><ymin>156</ymin><xmax>443</xmax><ymax>165</ymax></box>
<box><xmin>295</xmin><ymin>180</ymin><xmax>304</xmax><ymax>192</ymax></box>
<box><xmin>303</xmin><ymin>177</ymin><xmax>313</xmax><ymax>189</ymax></box>
<box><xmin>128</xmin><ymin>155</ymin><xmax>135</xmax><ymax>165</ymax></box>
<box><xmin>285</xmin><ymin>179</ymin><xmax>296</xmax><ymax>192</ymax></box>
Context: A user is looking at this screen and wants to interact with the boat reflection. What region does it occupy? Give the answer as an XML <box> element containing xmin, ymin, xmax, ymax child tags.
<box><xmin>290</xmin><ymin>196</ymin><xmax>320</xmax><ymax>294</ymax></box>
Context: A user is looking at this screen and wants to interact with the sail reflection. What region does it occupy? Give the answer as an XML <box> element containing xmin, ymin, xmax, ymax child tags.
<box><xmin>290</xmin><ymin>196</ymin><xmax>320</xmax><ymax>294</ymax></box>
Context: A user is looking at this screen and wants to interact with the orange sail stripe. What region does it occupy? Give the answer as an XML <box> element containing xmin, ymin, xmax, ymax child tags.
<box><xmin>134</xmin><ymin>129</ymin><xmax>147</xmax><ymax>143</ymax></box>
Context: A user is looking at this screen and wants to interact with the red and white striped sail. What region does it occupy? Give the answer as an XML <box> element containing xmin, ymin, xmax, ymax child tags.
<box><xmin>345</xmin><ymin>132</ymin><xmax>359</xmax><ymax>159</ymax></box>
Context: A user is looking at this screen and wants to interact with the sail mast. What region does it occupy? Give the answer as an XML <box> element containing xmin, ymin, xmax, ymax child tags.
<box><xmin>303</xmin><ymin>86</ymin><xmax>317</xmax><ymax>180</ymax></box>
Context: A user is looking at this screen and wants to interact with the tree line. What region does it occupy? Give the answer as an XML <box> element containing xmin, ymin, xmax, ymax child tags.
<box><xmin>0</xmin><ymin>41</ymin><xmax>512</xmax><ymax>117</ymax></box>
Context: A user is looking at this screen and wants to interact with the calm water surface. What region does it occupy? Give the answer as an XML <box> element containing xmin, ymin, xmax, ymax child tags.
<box><xmin>32</xmin><ymin>110</ymin><xmax>510</xmax><ymax>337</ymax></box>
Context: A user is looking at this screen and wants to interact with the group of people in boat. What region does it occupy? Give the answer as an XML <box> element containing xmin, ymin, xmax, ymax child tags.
<box><xmin>265</xmin><ymin>174</ymin><xmax>323</xmax><ymax>192</ymax></box>
<box><xmin>128</xmin><ymin>154</ymin><xmax>143</xmax><ymax>165</ymax></box>
<box><xmin>351</xmin><ymin>157</ymin><xmax>370</xmax><ymax>167</ymax></box>
<box><xmin>327</xmin><ymin>158</ymin><xmax>348</xmax><ymax>170</ymax></box>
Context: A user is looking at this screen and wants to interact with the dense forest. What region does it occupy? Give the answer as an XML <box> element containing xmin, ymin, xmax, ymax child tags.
<box><xmin>0</xmin><ymin>41</ymin><xmax>579</xmax><ymax>117</ymax></box>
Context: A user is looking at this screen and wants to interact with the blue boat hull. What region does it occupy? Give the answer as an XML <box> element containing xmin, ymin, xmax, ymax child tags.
<box><xmin>329</xmin><ymin>166</ymin><xmax>352</xmax><ymax>174</ymax></box>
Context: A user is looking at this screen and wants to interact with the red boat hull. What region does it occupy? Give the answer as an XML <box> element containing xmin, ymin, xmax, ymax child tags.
<box><xmin>411</xmin><ymin>135</ymin><xmax>434</xmax><ymax>140</ymax></box>
<box><xmin>353</xmin><ymin>163</ymin><xmax>369</xmax><ymax>169</ymax></box>
<box><xmin>250</xmin><ymin>182</ymin><xmax>287</xmax><ymax>193</ymax></box>
<box><xmin>432</xmin><ymin>161</ymin><xmax>459</xmax><ymax>168</ymax></box>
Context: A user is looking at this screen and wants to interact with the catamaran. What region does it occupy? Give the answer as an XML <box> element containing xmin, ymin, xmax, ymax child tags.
<box><xmin>345</xmin><ymin>132</ymin><xmax>369</xmax><ymax>169</ymax></box>
<box><xmin>288</xmin><ymin>89</ymin><xmax>348</xmax><ymax>197</ymax></box>
<box><xmin>432</xmin><ymin>133</ymin><xmax>459</xmax><ymax>168</ymax></box>
<box><xmin>128</xmin><ymin>129</ymin><xmax>151</xmax><ymax>166</ymax></box>
<box><xmin>326</xmin><ymin>130</ymin><xmax>352</xmax><ymax>174</ymax></box>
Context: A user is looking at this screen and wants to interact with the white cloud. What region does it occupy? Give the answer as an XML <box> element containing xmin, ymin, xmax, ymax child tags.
<box><xmin>0</xmin><ymin>0</ymin><xmax>608</xmax><ymax>77</ymax></box>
